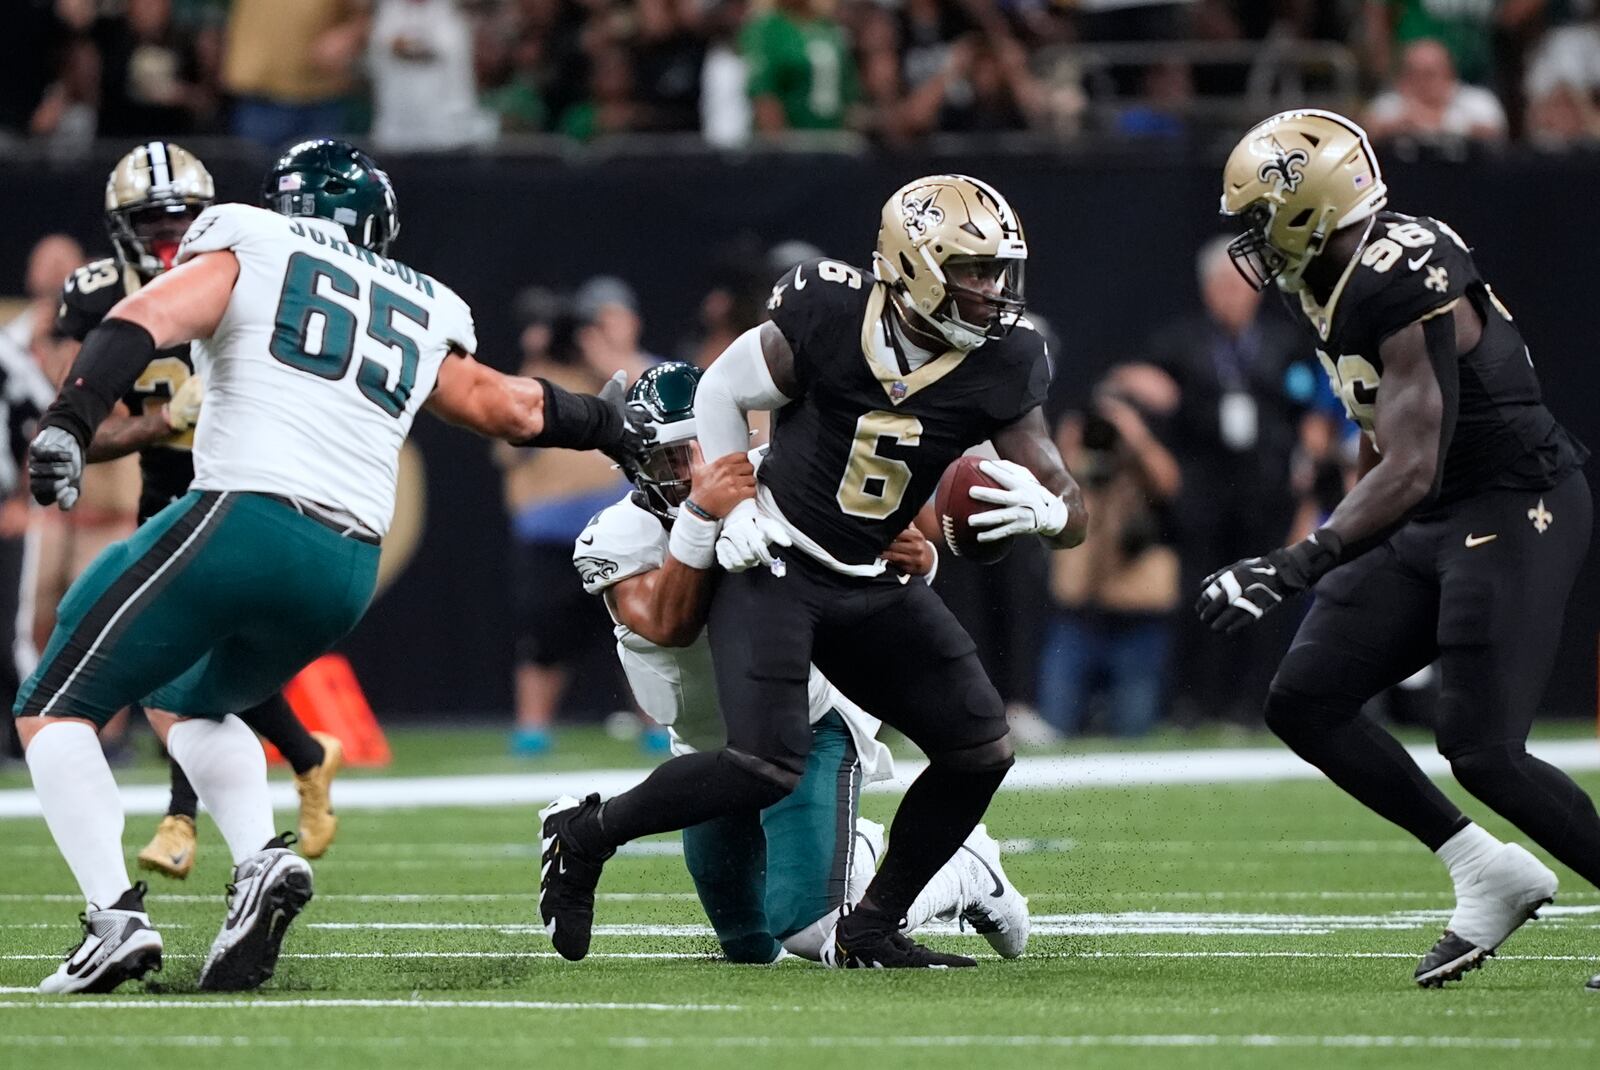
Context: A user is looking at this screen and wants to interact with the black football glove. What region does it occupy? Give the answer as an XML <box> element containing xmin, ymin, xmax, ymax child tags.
<box><xmin>1196</xmin><ymin>528</ymin><xmax>1343</xmax><ymax>634</ymax></box>
<box><xmin>28</xmin><ymin>426</ymin><xmax>85</xmax><ymax>511</ymax></box>
<box><xmin>595</xmin><ymin>372</ymin><xmax>655</xmax><ymax>475</ymax></box>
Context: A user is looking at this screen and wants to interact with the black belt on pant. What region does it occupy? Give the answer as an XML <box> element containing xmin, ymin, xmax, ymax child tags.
<box><xmin>258</xmin><ymin>493</ymin><xmax>382</xmax><ymax>545</ymax></box>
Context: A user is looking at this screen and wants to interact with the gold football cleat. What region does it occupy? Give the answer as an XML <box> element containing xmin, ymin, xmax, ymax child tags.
<box><xmin>137</xmin><ymin>814</ymin><xmax>198</xmax><ymax>879</ymax></box>
<box><xmin>294</xmin><ymin>732</ymin><xmax>344</xmax><ymax>858</ymax></box>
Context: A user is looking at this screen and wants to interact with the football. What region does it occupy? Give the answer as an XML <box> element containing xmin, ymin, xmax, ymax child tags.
<box><xmin>934</xmin><ymin>455</ymin><xmax>1013</xmax><ymax>565</ymax></box>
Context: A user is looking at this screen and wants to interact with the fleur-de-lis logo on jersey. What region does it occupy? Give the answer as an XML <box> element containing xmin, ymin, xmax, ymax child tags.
<box><xmin>1425</xmin><ymin>265</ymin><xmax>1449</xmax><ymax>293</ymax></box>
<box><xmin>1529</xmin><ymin>499</ymin><xmax>1553</xmax><ymax>534</ymax></box>
<box><xmin>1256</xmin><ymin>141</ymin><xmax>1310</xmax><ymax>194</ymax></box>
<box><xmin>902</xmin><ymin>191</ymin><xmax>945</xmax><ymax>240</ymax></box>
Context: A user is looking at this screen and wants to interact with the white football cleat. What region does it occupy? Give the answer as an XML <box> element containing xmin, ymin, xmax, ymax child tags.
<box><xmin>198</xmin><ymin>835</ymin><xmax>313</xmax><ymax>992</ymax></box>
<box><xmin>848</xmin><ymin>817</ymin><xmax>885</xmax><ymax>904</ymax></box>
<box><xmin>1415</xmin><ymin>842</ymin><xmax>1557</xmax><ymax>987</ymax></box>
<box><xmin>38</xmin><ymin>882</ymin><xmax>163</xmax><ymax>994</ymax></box>
<box><xmin>956</xmin><ymin>824</ymin><xmax>1030</xmax><ymax>958</ymax></box>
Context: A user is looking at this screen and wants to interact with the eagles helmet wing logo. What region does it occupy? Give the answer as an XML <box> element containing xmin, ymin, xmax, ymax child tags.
<box><xmin>901</xmin><ymin>191</ymin><xmax>945</xmax><ymax>240</ymax></box>
<box><xmin>1256</xmin><ymin>142</ymin><xmax>1310</xmax><ymax>194</ymax></box>
<box><xmin>574</xmin><ymin>556</ymin><xmax>620</xmax><ymax>586</ymax></box>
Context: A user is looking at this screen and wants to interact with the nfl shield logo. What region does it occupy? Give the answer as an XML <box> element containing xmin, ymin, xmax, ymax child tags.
<box><xmin>891</xmin><ymin>381</ymin><xmax>908</xmax><ymax>401</ymax></box>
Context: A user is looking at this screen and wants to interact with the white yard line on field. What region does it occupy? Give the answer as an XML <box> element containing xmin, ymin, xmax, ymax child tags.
<box><xmin>0</xmin><ymin>997</ymin><xmax>746</xmax><ymax>1011</ymax></box>
<box><xmin>606</xmin><ymin>1034</ymin><xmax>1596</xmax><ymax>1051</ymax></box>
<box><xmin>2</xmin><ymin>740</ymin><xmax>1597</xmax><ymax>819</ymax></box>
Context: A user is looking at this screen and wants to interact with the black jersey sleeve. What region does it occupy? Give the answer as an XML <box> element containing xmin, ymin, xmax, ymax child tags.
<box><xmin>976</xmin><ymin>319</ymin><xmax>1052</xmax><ymax>426</ymax></box>
<box><xmin>1340</xmin><ymin>216</ymin><xmax>1477</xmax><ymax>351</ymax></box>
<box><xmin>764</xmin><ymin>258</ymin><xmax>874</xmax><ymax>393</ymax></box>
<box><xmin>55</xmin><ymin>259</ymin><xmax>125</xmax><ymax>343</ymax></box>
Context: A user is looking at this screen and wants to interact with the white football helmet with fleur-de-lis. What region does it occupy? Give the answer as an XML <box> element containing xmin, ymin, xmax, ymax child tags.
<box><xmin>1220</xmin><ymin>110</ymin><xmax>1388</xmax><ymax>293</ymax></box>
<box><xmin>872</xmin><ymin>174</ymin><xmax>1028</xmax><ymax>351</ymax></box>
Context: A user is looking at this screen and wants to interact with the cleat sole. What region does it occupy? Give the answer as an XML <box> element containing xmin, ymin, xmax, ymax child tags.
<box><xmin>199</xmin><ymin>868</ymin><xmax>313</xmax><ymax>993</ymax></box>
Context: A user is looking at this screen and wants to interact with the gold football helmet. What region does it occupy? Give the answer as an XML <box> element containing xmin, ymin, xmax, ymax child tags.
<box><xmin>1220</xmin><ymin>110</ymin><xmax>1387</xmax><ymax>292</ymax></box>
<box><xmin>873</xmin><ymin>174</ymin><xmax>1028</xmax><ymax>351</ymax></box>
<box><xmin>105</xmin><ymin>141</ymin><xmax>215</xmax><ymax>277</ymax></box>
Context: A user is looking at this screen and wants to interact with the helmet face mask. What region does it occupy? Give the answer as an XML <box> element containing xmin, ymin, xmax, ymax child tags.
<box><xmin>634</xmin><ymin>432</ymin><xmax>697</xmax><ymax>520</ymax></box>
<box><xmin>873</xmin><ymin>174</ymin><xmax>1028</xmax><ymax>352</ymax></box>
<box><xmin>105</xmin><ymin>141</ymin><xmax>215</xmax><ymax>277</ymax></box>
<box><xmin>1225</xmin><ymin>203</ymin><xmax>1290</xmax><ymax>291</ymax></box>
<box><xmin>942</xmin><ymin>256</ymin><xmax>1026</xmax><ymax>342</ymax></box>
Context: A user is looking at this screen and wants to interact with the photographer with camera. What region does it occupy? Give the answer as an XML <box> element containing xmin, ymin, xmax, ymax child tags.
<box><xmin>1036</xmin><ymin>366</ymin><xmax>1183</xmax><ymax>738</ymax></box>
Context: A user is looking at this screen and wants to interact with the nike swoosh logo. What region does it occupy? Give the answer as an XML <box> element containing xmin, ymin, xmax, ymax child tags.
<box><xmin>1465</xmin><ymin>533</ymin><xmax>1497</xmax><ymax>548</ymax></box>
<box><xmin>960</xmin><ymin>845</ymin><xmax>1005</xmax><ymax>898</ymax></box>
<box><xmin>169</xmin><ymin>850</ymin><xmax>190</xmax><ymax>867</ymax></box>
<box><xmin>1408</xmin><ymin>251</ymin><xmax>1433</xmax><ymax>270</ymax></box>
<box><xmin>793</xmin><ymin>269</ymin><xmax>807</xmax><ymax>289</ymax></box>
<box><xmin>579</xmin><ymin>535</ymin><xmax>594</xmax><ymax>545</ymax></box>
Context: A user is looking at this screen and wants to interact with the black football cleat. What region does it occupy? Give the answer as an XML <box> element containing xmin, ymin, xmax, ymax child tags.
<box><xmin>1415</xmin><ymin>932</ymin><xmax>1491</xmax><ymax>988</ymax></box>
<box><xmin>538</xmin><ymin>794</ymin><xmax>613</xmax><ymax>961</ymax></box>
<box><xmin>823</xmin><ymin>907</ymin><xmax>977</xmax><ymax>969</ymax></box>
<box><xmin>199</xmin><ymin>834</ymin><xmax>313</xmax><ymax>992</ymax></box>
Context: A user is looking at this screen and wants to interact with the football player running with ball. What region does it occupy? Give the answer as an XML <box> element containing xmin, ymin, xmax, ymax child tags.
<box><xmin>1196</xmin><ymin>110</ymin><xmax>1599</xmax><ymax>988</ymax></box>
<box><xmin>572</xmin><ymin>362</ymin><xmax>1030</xmax><ymax>964</ymax></box>
<box><xmin>56</xmin><ymin>141</ymin><xmax>345</xmax><ymax>879</ymax></box>
<box><xmin>18</xmin><ymin>139</ymin><xmax>653</xmax><ymax>995</ymax></box>
<box><xmin>541</xmin><ymin>175</ymin><xmax>1085</xmax><ymax>969</ymax></box>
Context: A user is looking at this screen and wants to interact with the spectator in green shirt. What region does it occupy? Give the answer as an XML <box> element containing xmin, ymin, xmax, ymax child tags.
<box><xmin>1365</xmin><ymin>0</ymin><xmax>1535</xmax><ymax>87</ymax></box>
<box><xmin>742</xmin><ymin>0</ymin><xmax>858</xmax><ymax>134</ymax></box>
<box><xmin>559</xmin><ymin>46</ymin><xmax>647</xmax><ymax>142</ymax></box>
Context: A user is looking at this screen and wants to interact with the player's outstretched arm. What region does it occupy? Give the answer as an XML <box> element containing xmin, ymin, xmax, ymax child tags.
<box><xmin>605</xmin><ymin>451</ymin><xmax>756</xmax><ymax>647</ymax></box>
<box><xmin>988</xmin><ymin>407</ymin><xmax>1089</xmax><ymax>549</ymax></box>
<box><xmin>428</xmin><ymin>355</ymin><xmax>652</xmax><ymax>467</ymax></box>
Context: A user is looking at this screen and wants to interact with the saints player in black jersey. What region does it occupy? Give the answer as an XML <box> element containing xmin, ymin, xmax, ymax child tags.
<box><xmin>540</xmin><ymin>175</ymin><xmax>1086</xmax><ymax>968</ymax></box>
<box><xmin>57</xmin><ymin>142</ymin><xmax>344</xmax><ymax>877</ymax></box>
<box><xmin>1196</xmin><ymin>110</ymin><xmax>1599</xmax><ymax>989</ymax></box>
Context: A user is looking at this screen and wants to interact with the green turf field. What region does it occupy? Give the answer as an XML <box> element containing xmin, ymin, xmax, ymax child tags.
<box><xmin>2</xmin><ymin>726</ymin><xmax>1597</xmax><ymax>1068</ymax></box>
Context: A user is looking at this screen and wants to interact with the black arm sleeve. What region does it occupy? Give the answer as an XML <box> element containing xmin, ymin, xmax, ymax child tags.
<box><xmin>38</xmin><ymin>318</ymin><xmax>157</xmax><ymax>450</ymax></box>
<box><xmin>519</xmin><ymin>377</ymin><xmax>623</xmax><ymax>450</ymax></box>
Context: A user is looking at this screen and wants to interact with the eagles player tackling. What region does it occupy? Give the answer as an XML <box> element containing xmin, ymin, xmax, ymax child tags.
<box><xmin>1195</xmin><ymin>110</ymin><xmax>1599</xmax><ymax>989</ymax></box>
<box><xmin>540</xmin><ymin>175</ymin><xmax>1083</xmax><ymax>969</ymax></box>
<box><xmin>570</xmin><ymin>362</ymin><xmax>1030</xmax><ymax>964</ymax></box>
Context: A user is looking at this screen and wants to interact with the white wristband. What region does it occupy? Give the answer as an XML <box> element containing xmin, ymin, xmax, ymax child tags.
<box><xmin>668</xmin><ymin>509</ymin><xmax>720</xmax><ymax>570</ymax></box>
<box><xmin>921</xmin><ymin>542</ymin><xmax>939</xmax><ymax>586</ymax></box>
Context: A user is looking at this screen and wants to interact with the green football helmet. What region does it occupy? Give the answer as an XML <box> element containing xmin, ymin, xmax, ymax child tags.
<box><xmin>626</xmin><ymin>362</ymin><xmax>702</xmax><ymax>522</ymax></box>
<box><xmin>261</xmin><ymin>139</ymin><xmax>399</xmax><ymax>255</ymax></box>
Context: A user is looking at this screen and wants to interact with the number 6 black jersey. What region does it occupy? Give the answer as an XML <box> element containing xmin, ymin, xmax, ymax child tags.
<box><xmin>758</xmin><ymin>258</ymin><xmax>1050</xmax><ymax>568</ymax></box>
<box><xmin>56</xmin><ymin>257</ymin><xmax>197</xmax><ymax>523</ymax></box>
<box><xmin>1292</xmin><ymin>212</ymin><xmax>1586</xmax><ymax>506</ymax></box>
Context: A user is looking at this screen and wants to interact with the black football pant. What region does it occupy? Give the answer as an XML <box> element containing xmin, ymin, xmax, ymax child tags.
<box><xmin>1265</xmin><ymin>471</ymin><xmax>1600</xmax><ymax>887</ymax></box>
<box><xmin>594</xmin><ymin>549</ymin><xmax>1013</xmax><ymax>922</ymax></box>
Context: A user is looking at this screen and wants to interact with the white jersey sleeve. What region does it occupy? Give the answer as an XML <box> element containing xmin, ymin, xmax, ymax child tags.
<box><xmin>574</xmin><ymin>496</ymin><xmax>666</xmax><ymax>595</ymax></box>
<box><xmin>176</xmin><ymin>204</ymin><xmax>477</xmax><ymax>536</ymax></box>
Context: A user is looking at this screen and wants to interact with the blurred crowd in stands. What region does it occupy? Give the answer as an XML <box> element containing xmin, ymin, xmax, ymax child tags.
<box><xmin>4</xmin><ymin>0</ymin><xmax>1600</xmax><ymax>154</ymax></box>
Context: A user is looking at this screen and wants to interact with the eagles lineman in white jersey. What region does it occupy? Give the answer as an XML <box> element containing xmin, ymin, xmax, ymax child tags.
<box><xmin>556</xmin><ymin>361</ymin><xmax>1029</xmax><ymax>963</ymax></box>
<box><xmin>17</xmin><ymin>139</ymin><xmax>654</xmax><ymax>995</ymax></box>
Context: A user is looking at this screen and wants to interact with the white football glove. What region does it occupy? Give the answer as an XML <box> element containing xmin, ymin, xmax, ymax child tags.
<box><xmin>165</xmin><ymin>374</ymin><xmax>204</xmax><ymax>433</ymax></box>
<box><xmin>967</xmin><ymin>459</ymin><xmax>1068</xmax><ymax>542</ymax></box>
<box><xmin>715</xmin><ymin>498</ymin><xmax>793</xmax><ymax>572</ymax></box>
